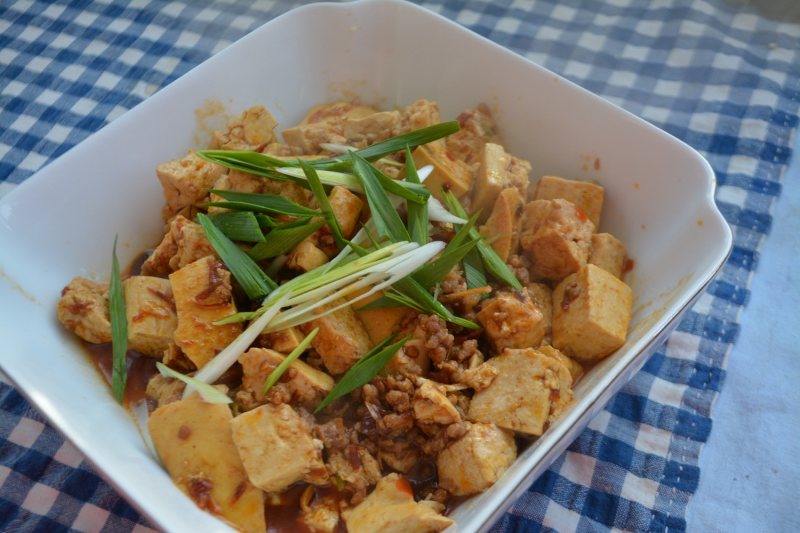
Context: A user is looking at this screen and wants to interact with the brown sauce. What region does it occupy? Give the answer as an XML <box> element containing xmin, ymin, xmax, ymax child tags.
<box><xmin>82</xmin><ymin>342</ymin><xmax>157</xmax><ymax>407</ymax></box>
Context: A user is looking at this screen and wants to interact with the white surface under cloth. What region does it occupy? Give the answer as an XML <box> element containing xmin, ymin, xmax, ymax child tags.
<box><xmin>688</xmin><ymin>123</ymin><xmax>800</xmax><ymax>531</ymax></box>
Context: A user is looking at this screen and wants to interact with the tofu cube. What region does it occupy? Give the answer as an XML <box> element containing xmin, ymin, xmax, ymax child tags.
<box><xmin>123</xmin><ymin>276</ymin><xmax>177</xmax><ymax>357</ymax></box>
<box><xmin>479</xmin><ymin>187</ymin><xmax>524</xmax><ymax>262</ymax></box>
<box><xmin>467</xmin><ymin>348</ymin><xmax>573</xmax><ymax>436</ymax></box>
<box><xmin>342</xmin><ymin>474</ymin><xmax>454</xmax><ymax>533</ymax></box>
<box><xmin>210</xmin><ymin>105</ymin><xmax>278</xmax><ymax>151</ymax></box>
<box><xmin>287</xmin><ymin>238</ymin><xmax>329</xmax><ymax>272</ymax></box>
<box><xmin>260</xmin><ymin>327</ymin><xmax>305</xmax><ymax>353</ymax></box>
<box><xmin>142</xmin><ymin>215</ymin><xmax>217</xmax><ymax>276</ymax></box>
<box><xmin>520</xmin><ymin>198</ymin><xmax>595</xmax><ymax>281</ymax></box>
<box><xmin>169</xmin><ymin>256</ymin><xmax>243</xmax><ymax>369</ymax></box>
<box><xmin>589</xmin><ymin>232</ymin><xmax>628</xmax><ymax>279</ymax></box>
<box><xmin>436</xmin><ymin>422</ymin><xmax>516</xmax><ymax>496</ymax></box>
<box><xmin>148</xmin><ymin>394</ymin><xmax>265</xmax><ymax>533</ymax></box>
<box><xmin>445</xmin><ymin>104</ymin><xmax>498</xmax><ymax>168</ymax></box>
<box><xmin>411</xmin><ymin>142</ymin><xmax>473</xmax><ymax>199</ymax></box>
<box><xmin>526</xmin><ymin>282</ymin><xmax>553</xmax><ymax>343</ymax></box>
<box><xmin>328</xmin><ymin>185</ymin><xmax>363</xmax><ymax>238</ymax></box>
<box><xmin>552</xmin><ymin>264</ymin><xmax>633</xmax><ymax>362</ymax></box>
<box><xmin>230</xmin><ymin>404</ymin><xmax>328</xmax><ymax>493</ymax></box>
<box><xmin>400</xmin><ymin>99</ymin><xmax>442</xmax><ymax>131</ymax></box>
<box><xmin>343</xmin><ymin>110</ymin><xmax>402</xmax><ymax>145</ymax></box>
<box><xmin>239</xmin><ymin>347</ymin><xmax>333</xmax><ymax>410</ymax></box>
<box><xmin>472</xmin><ymin>143</ymin><xmax>532</xmax><ymax>217</ymax></box>
<box><xmin>476</xmin><ymin>289</ymin><xmax>547</xmax><ymax>352</ymax></box>
<box><xmin>156</xmin><ymin>152</ymin><xmax>224</xmax><ymax>219</ymax></box>
<box><xmin>300</xmin><ymin>301</ymin><xmax>372</xmax><ymax>375</ymax></box>
<box><xmin>538</xmin><ymin>344</ymin><xmax>583</xmax><ymax>384</ymax></box>
<box><xmin>535</xmin><ymin>175</ymin><xmax>605</xmax><ymax>228</ymax></box>
<box><xmin>283</xmin><ymin>102</ymin><xmax>376</xmax><ymax>153</ymax></box>
<box><xmin>57</xmin><ymin>277</ymin><xmax>112</xmax><ymax>344</ymax></box>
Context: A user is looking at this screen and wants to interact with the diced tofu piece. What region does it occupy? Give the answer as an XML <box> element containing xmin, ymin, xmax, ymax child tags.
<box><xmin>343</xmin><ymin>110</ymin><xmax>401</xmax><ymax>145</ymax></box>
<box><xmin>283</xmin><ymin>102</ymin><xmax>376</xmax><ymax>153</ymax></box>
<box><xmin>589</xmin><ymin>232</ymin><xmax>628</xmax><ymax>279</ymax></box>
<box><xmin>300</xmin><ymin>301</ymin><xmax>372</xmax><ymax>375</ymax></box>
<box><xmin>436</xmin><ymin>422</ymin><xmax>516</xmax><ymax>496</ymax></box>
<box><xmin>156</xmin><ymin>152</ymin><xmax>224</xmax><ymax>219</ymax></box>
<box><xmin>287</xmin><ymin>239</ymin><xmax>329</xmax><ymax>272</ymax></box>
<box><xmin>342</xmin><ymin>474</ymin><xmax>453</xmax><ymax>533</ymax></box>
<box><xmin>471</xmin><ymin>143</ymin><xmax>532</xmax><ymax>217</ymax></box>
<box><xmin>260</xmin><ymin>327</ymin><xmax>304</xmax><ymax>353</ymax></box>
<box><xmin>239</xmin><ymin>348</ymin><xmax>334</xmax><ymax>410</ymax></box>
<box><xmin>467</xmin><ymin>348</ymin><xmax>573</xmax><ymax>436</ymax></box>
<box><xmin>479</xmin><ymin>187</ymin><xmax>525</xmax><ymax>262</ymax></box>
<box><xmin>538</xmin><ymin>345</ymin><xmax>583</xmax><ymax>384</ymax></box>
<box><xmin>123</xmin><ymin>276</ymin><xmax>177</xmax><ymax>357</ymax></box>
<box><xmin>148</xmin><ymin>394</ymin><xmax>265</xmax><ymax>533</ymax></box>
<box><xmin>145</xmin><ymin>374</ymin><xmax>185</xmax><ymax>407</ymax></box>
<box><xmin>520</xmin><ymin>198</ymin><xmax>595</xmax><ymax>281</ymax></box>
<box><xmin>353</xmin><ymin>291</ymin><xmax>415</xmax><ymax>346</ymax></box>
<box><xmin>445</xmin><ymin>103</ymin><xmax>499</xmax><ymax>168</ymax></box>
<box><xmin>412</xmin><ymin>142</ymin><xmax>473</xmax><ymax>199</ymax></box>
<box><xmin>476</xmin><ymin>289</ymin><xmax>547</xmax><ymax>351</ymax></box>
<box><xmin>552</xmin><ymin>264</ymin><xmax>633</xmax><ymax>363</ymax></box>
<box><xmin>169</xmin><ymin>256</ymin><xmax>243</xmax><ymax>369</ymax></box>
<box><xmin>413</xmin><ymin>380</ymin><xmax>461</xmax><ymax>425</ymax></box>
<box><xmin>400</xmin><ymin>99</ymin><xmax>442</xmax><ymax>131</ymax></box>
<box><xmin>142</xmin><ymin>215</ymin><xmax>217</xmax><ymax>276</ymax></box>
<box><xmin>57</xmin><ymin>277</ymin><xmax>111</xmax><ymax>344</ymax></box>
<box><xmin>230</xmin><ymin>404</ymin><xmax>328</xmax><ymax>493</ymax></box>
<box><xmin>535</xmin><ymin>175</ymin><xmax>604</xmax><ymax>228</ymax></box>
<box><xmin>526</xmin><ymin>282</ymin><xmax>553</xmax><ymax>343</ymax></box>
<box><xmin>301</xmin><ymin>491</ymin><xmax>340</xmax><ymax>533</ymax></box>
<box><xmin>207</xmin><ymin>170</ymin><xmax>265</xmax><ymax>214</ymax></box>
<box><xmin>210</xmin><ymin>105</ymin><xmax>277</xmax><ymax>151</ymax></box>
<box><xmin>328</xmin><ymin>185</ymin><xmax>363</xmax><ymax>238</ymax></box>
<box><xmin>327</xmin><ymin>445</ymin><xmax>382</xmax><ymax>496</ymax></box>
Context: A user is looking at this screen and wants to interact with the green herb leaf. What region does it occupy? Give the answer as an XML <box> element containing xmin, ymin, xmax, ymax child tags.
<box><xmin>313</xmin><ymin>121</ymin><xmax>461</xmax><ymax>171</ymax></box>
<box><xmin>210</xmin><ymin>211</ymin><xmax>265</xmax><ymax>243</ymax></box>
<box><xmin>197</xmin><ymin>150</ymin><xmax>290</xmax><ymax>173</ymax></box>
<box><xmin>462</xmin><ymin>248</ymin><xmax>488</xmax><ymax>289</ymax></box>
<box><xmin>109</xmin><ymin>235</ymin><xmax>128</xmax><ymax>404</ymax></box>
<box><xmin>248</xmin><ymin>220</ymin><xmax>324</xmax><ymax>261</ymax></box>
<box><xmin>351</xmin><ymin>152</ymin><xmax>410</xmax><ymax>243</ymax></box>
<box><xmin>393</xmin><ymin>277</ymin><xmax>479</xmax><ymax>329</ymax></box>
<box><xmin>207</xmin><ymin>190</ymin><xmax>319</xmax><ymax>217</ymax></box>
<box><xmin>442</xmin><ymin>192</ymin><xmax>522</xmax><ymax>289</ymax></box>
<box><xmin>412</xmin><ymin>212</ymin><xmax>480</xmax><ymax>289</ymax></box>
<box><xmin>157</xmin><ymin>362</ymin><xmax>232</xmax><ymax>404</ymax></box>
<box><xmin>404</xmin><ymin>146</ymin><xmax>429</xmax><ymax>245</ymax></box>
<box><xmin>315</xmin><ymin>335</ymin><xmax>409</xmax><ymax>413</ymax></box>
<box><xmin>299</xmin><ymin>160</ymin><xmax>346</xmax><ymax>251</ymax></box>
<box><xmin>197</xmin><ymin>213</ymin><xmax>277</xmax><ymax>300</ymax></box>
<box><xmin>263</xmin><ymin>328</ymin><xmax>319</xmax><ymax>395</ymax></box>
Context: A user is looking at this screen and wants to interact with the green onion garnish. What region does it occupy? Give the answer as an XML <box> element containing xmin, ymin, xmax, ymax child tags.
<box><xmin>404</xmin><ymin>146</ymin><xmax>429</xmax><ymax>245</ymax></box>
<box><xmin>262</xmin><ymin>328</ymin><xmax>319</xmax><ymax>395</ymax></box>
<box><xmin>206</xmin><ymin>190</ymin><xmax>319</xmax><ymax>217</ymax></box>
<box><xmin>443</xmin><ymin>191</ymin><xmax>522</xmax><ymax>289</ymax></box>
<box><xmin>197</xmin><ymin>213</ymin><xmax>277</xmax><ymax>300</ymax></box>
<box><xmin>109</xmin><ymin>235</ymin><xmax>128</xmax><ymax>404</ymax></box>
<box><xmin>156</xmin><ymin>362</ymin><xmax>232</xmax><ymax>404</ymax></box>
<box><xmin>299</xmin><ymin>159</ymin><xmax>346</xmax><ymax>250</ymax></box>
<box><xmin>248</xmin><ymin>220</ymin><xmax>324</xmax><ymax>261</ymax></box>
<box><xmin>351</xmin><ymin>151</ymin><xmax>410</xmax><ymax>243</ymax></box>
<box><xmin>210</xmin><ymin>211</ymin><xmax>265</xmax><ymax>243</ymax></box>
<box><xmin>314</xmin><ymin>335</ymin><xmax>410</xmax><ymax>413</ymax></box>
<box><xmin>412</xmin><ymin>213</ymin><xmax>480</xmax><ymax>289</ymax></box>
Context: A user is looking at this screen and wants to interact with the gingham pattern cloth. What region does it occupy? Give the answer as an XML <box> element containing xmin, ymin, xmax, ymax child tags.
<box><xmin>1</xmin><ymin>0</ymin><xmax>798</xmax><ymax>531</ymax></box>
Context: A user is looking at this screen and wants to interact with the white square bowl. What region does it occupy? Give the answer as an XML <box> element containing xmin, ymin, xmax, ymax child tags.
<box><xmin>0</xmin><ymin>1</ymin><xmax>731</xmax><ymax>531</ymax></box>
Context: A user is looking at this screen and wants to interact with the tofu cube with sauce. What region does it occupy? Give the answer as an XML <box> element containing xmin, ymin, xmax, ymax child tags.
<box><xmin>239</xmin><ymin>347</ymin><xmax>333</xmax><ymax>410</ymax></box>
<box><xmin>230</xmin><ymin>403</ymin><xmax>328</xmax><ymax>493</ymax></box>
<box><xmin>476</xmin><ymin>289</ymin><xmax>547</xmax><ymax>351</ymax></box>
<box><xmin>467</xmin><ymin>348</ymin><xmax>573</xmax><ymax>436</ymax></box>
<box><xmin>479</xmin><ymin>187</ymin><xmax>525</xmax><ymax>262</ymax></box>
<box><xmin>169</xmin><ymin>256</ymin><xmax>243</xmax><ymax>369</ymax></box>
<box><xmin>287</xmin><ymin>238</ymin><xmax>329</xmax><ymax>272</ymax></box>
<box><xmin>122</xmin><ymin>276</ymin><xmax>177</xmax><ymax>357</ymax></box>
<box><xmin>141</xmin><ymin>215</ymin><xmax>216</xmax><ymax>276</ymax></box>
<box><xmin>57</xmin><ymin>277</ymin><xmax>112</xmax><ymax>345</ymax></box>
<box><xmin>328</xmin><ymin>185</ymin><xmax>363</xmax><ymax>239</ymax></box>
<box><xmin>520</xmin><ymin>198</ymin><xmax>595</xmax><ymax>282</ymax></box>
<box><xmin>471</xmin><ymin>143</ymin><xmax>531</xmax><ymax>218</ymax></box>
<box><xmin>148</xmin><ymin>394</ymin><xmax>265</xmax><ymax>533</ymax></box>
<box><xmin>156</xmin><ymin>152</ymin><xmax>224</xmax><ymax>219</ymax></box>
<box><xmin>589</xmin><ymin>232</ymin><xmax>628</xmax><ymax>279</ymax></box>
<box><xmin>436</xmin><ymin>422</ymin><xmax>516</xmax><ymax>496</ymax></box>
<box><xmin>411</xmin><ymin>142</ymin><xmax>473</xmax><ymax>199</ymax></box>
<box><xmin>534</xmin><ymin>175</ymin><xmax>605</xmax><ymax>228</ymax></box>
<box><xmin>342</xmin><ymin>473</ymin><xmax>454</xmax><ymax>533</ymax></box>
<box><xmin>552</xmin><ymin>264</ymin><xmax>633</xmax><ymax>363</ymax></box>
<box><xmin>300</xmin><ymin>301</ymin><xmax>372</xmax><ymax>375</ymax></box>
<box><xmin>343</xmin><ymin>110</ymin><xmax>402</xmax><ymax>145</ymax></box>
<box><xmin>210</xmin><ymin>105</ymin><xmax>278</xmax><ymax>151</ymax></box>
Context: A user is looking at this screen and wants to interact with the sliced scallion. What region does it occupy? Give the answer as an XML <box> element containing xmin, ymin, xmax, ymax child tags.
<box><xmin>207</xmin><ymin>190</ymin><xmax>319</xmax><ymax>217</ymax></box>
<box><xmin>248</xmin><ymin>220</ymin><xmax>324</xmax><ymax>261</ymax></box>
<box><xmin>299</xmin><ymin>159</ymin><xmax>346</xmax><ymax>250</ymax></box>
<box><xmin>262</xmin><ymin>328</ymin><xmax>319</xmax><ymax>395</ymax></box>
<box><xmin>157</xmin><ymin>362</ymin><xmax>231</xmax><ymax>404</ymax></box>
<box><xmin>405</xmin><ymin>146</ymin><xmax>429</xmax><ymax>245</ymax></box>
<box><xmin>109</xmin><ymin>235</ymin><xmax>128</xmax><ymax>404</ymax></box>
<box><xmin>351</xmin><ymin>151</ymin><xmax>410</xmax><ymax>243</ymax></box>
<box><xmin>210</xmin><ymin>211</ymin><xmax>265</xmax><ymax>243</ymax></box>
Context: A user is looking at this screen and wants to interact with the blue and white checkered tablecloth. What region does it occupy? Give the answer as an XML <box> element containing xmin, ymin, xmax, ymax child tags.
<box><xmin>1</xmin><ymin>1</ymin><xmax>798</xmax><ymax>531</ymax></box>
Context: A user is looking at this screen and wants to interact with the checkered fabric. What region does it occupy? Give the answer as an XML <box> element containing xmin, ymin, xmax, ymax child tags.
<box><xmin>1</xmin><ymin>0</ymin><xmax>798</xmax><ymax>531</ymax></box>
